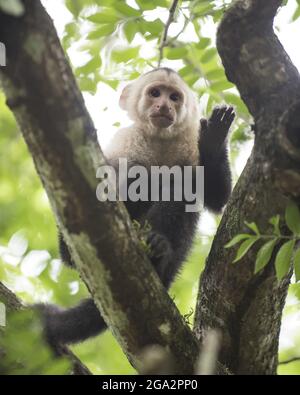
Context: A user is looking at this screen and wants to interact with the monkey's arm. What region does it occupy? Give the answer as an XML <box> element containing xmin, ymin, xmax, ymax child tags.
<box><xmin>199</xmin><ymin>106</ymin><xmax>234</xmax><ymax>213</ymax></box>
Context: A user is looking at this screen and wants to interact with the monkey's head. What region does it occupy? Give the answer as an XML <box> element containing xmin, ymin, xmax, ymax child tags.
<box><xmin>119</xmin><ymin>68</ymin><xmax>199</xmax><ymax>139</ymax></box>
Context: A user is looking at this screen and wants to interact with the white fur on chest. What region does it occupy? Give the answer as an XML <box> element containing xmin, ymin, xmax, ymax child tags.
<box><xmin>105</xmin><ymin>125</ymin><xmax>199</xmax><ymax>167</ymax></box>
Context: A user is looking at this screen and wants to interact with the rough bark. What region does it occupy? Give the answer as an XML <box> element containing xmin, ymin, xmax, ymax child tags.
<box><xmin>194</xmin><ymin>0</ymin><xmax>300</xmax><ymax>375</ymax></box>
<box><xmin>0</xmin><ymin>282</ymin><xmax>23</xmax><ymax>312</ymax></box>
<box><xmin>0</xmin><ymin>282</ymin><xmax>91</xmax><ymax>375</ymax></box>
<box><xmin>0</xmin><ymin>0</ymin><xmax>201</xmax><ymax>374</ymax></box>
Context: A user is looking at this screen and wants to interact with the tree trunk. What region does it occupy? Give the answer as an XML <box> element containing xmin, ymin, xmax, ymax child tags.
<box><xmin>0</xmin><ymin>0</ymin><xmax>201</xmax><ymax>374</ymax></box>
<box><xmin>194</xmin><ymin>0</ymin><xmax>300</xmax><ymax>375</ymax></box>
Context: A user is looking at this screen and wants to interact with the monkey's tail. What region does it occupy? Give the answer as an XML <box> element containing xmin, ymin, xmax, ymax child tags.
<box><xmin>36</xmin><ymin>298</ymin><xmax>106</xmax><ymax>346</ymax></box>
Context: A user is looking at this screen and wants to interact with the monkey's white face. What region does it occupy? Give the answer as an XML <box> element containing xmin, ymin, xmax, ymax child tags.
<box><xmin>143</xmin><ymin>82</ymin><xmax>183</xmax><ymax>129</ymax></box>
<box><xmin>119</xmin><ymin>69</ymin><xmax>199</xmax><ymax>139</ymax></box>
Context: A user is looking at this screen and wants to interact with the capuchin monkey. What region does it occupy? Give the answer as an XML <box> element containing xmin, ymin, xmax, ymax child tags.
<box><xmin>38</xmin><ymin>68</ymin><xmax>234</xmax><ymax>348</ymax></box>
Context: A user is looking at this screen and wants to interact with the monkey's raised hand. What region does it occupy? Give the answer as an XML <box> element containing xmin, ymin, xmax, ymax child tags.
<box><xmin>200</xmin><ymin>106</ymin><xmax>235</xmax><ymax>156</ymax></box>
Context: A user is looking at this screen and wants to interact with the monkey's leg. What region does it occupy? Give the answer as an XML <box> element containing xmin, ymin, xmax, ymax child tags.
<box><xmin>144</xmin><ymin>201</ymin><xmax>199</xmax><ymax>288</ymax></box>
<box><xmin>37</xmin><ymin>298</ymin><xmax>106</xmax><ymax>347</ymax></box>
<box><xmin>200</xmin><ymin>105</ymin><xmax>234</xmax><ymax>212</ymax></box>
<box><xmin>41</xmin><ymin>200</ymin><xmax>197</xmax><ymax>346</ymax></box>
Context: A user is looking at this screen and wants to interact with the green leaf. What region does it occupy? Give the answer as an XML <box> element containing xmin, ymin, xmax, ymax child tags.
<box><xmin>200</xmin><ymin>48</ymin><xmax>217</xmax><ymax>63</ymax></box>
<box><xmin>111</xmin><ymin>47</ymin><xmax>140</xmax><ymax>63</ymax></box>
<box><xmin>225</xmin><ymin>234</ymin><xmax>252</xmax><ymax>248</ymax></box>
<box><xmin>289</xmin><ymin>283</ymin><xmax>300</xmax><ymax>300</ymax></box>
<box><xmin>292</xmin><ymin>6</ymin><xmax>300</xmax><ymax>21</ymax></box>
<box><xmin>76</xmin><ymin>56</ymin><xmax>102</xmax><ymax>76</ymax></box>
<box><xmin>65</xmin><ymin>0</ymin><xmax>82</xmax><ymax>18</ymax></box>
<box><xmin>254</xmin><ymin>239</ymin><xmax>278</xmax><ymax>274</ymax></box>
<box><xmin>223</xmin><ymin>92</ymin><xmax>249</xmax><ymax>115</ymax></box>
<box><xmin>205</xmin><ymin>68</ymin><xmax>225</xmax><ymax>81</ymax></box>
<box><xmin>87</xmin><ymin>24</ymin><xmax>116</xmax><ymax>39</ymax></box>
<box><xmin>78</xmin><ymin>77</ymin><xmax>97</xmax><ymax>94</ymax></box>
<box><xmin>275</xmin><ymin>240</ymin><xmax>295</xmax><ymax>280</ymax></box>
<box><xmin>95</xmin><ymin>0</ymin><xmax>117</xmax><ymax>5</ymax></box>
<box><xmin>245</xmin><ymin>221</ymin><xmax>260</xmax><ymax>235</ymax></box>
<box><xmin>135</xmin><ymin>0</ymin><xmax>156</xmax><ymax>10</ymax></box>
<box><xmin>210</xmin><ymin>80</ymin><xmax>234</xmax><ymax>92</ymax></box>
<box><xmin>165</xmin><ymin>47</ymin><xmax>188</xmax><ymax>60</ymax></box>
<box><xmin>144</xmin><ymin>19</ymin><xmax>164</xmax><ymax>35</ymax></box>
<box><xmin>195</xmin><ymin>38</ymin><xmax>211</xmax><ymax>50</ymax></box>
<box><xmin>87</xmin><ymin>11</ymin><xmax>120</xmax><ymax>24</ymax></box>
<box><xmin>100</xmin><ymin>77</ymin><xmax>119</xmax><ymax>90</ymax></box>
<box><xmin>294</xmin><ymin>248</ymin><xmax>300</xmax><ymax>282</ymax></box>
<box><xmin>115</xmin><ymin>3</ymin><xmax>141</xmax><ymax>17</ymax></box>
<box><xmin>269</xmin><ymin>215</ymin><xmax>281</xmax><ymax>236</ymax></box>
<box><xmin>232</xmin><ymin>237</ymin><xmax>260</xmax><ymax>263</ymax></box>
<box><xmin>285</xmin><ymin>202</ymin><xmax>300</xmax><ymax>235</ymax></box>
<box><xmin>178</xmin><ymin>65</ymin><xmax>194</xmax><ymax>78</ymax></box>
<box><xmin>0</xmin><ymin>0</ymin><xmax>24</xmax><ymax>16</ymax></box>
<box><xmin>185</xmin><ymin>74</ymin><xmax>200</xmax><ymax>88</ymax></box>
<box><xmin>123</xmin><ymin>21</ymin><xmax>138</xmax><ymax>43</ymax></box>
<box><xmin>192</xmin><ymin>1</ymin><xmax>214</xmax><ymax>16</ymax></box>
<box><xmin>136</xmin><ymin>0</ymin><xmax>168</xmax><ymax>10</ymax></box>
<box><xmin>213</xmin><ymin>9</ymin><xmax>224</xmax><ymax>23</ymax></box>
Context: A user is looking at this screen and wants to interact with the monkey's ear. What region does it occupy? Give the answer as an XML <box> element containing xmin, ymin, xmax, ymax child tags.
<box><xmin>119</xmin><ymin>83</ymin><xmax>132</xmax><ymax>111</ymax></box>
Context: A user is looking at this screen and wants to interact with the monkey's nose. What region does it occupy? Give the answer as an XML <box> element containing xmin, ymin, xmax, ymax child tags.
<box><xmin>158</xmin><ymin>103</ymin><xmax>171</xmax><ymax>113</ymax></box>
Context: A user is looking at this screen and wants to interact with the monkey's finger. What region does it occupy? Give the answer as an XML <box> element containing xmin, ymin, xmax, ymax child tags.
<box><xmin>209</xmin><ymin>106</ymin><xmax>221</xmax><ymax>122</ymax></box>
<box><xmin>218</xmin><ymin>105</ymin><xmax>231</xmax><ymax>120</ymax></box>
<box><xmin>212</xmin><ymin>105</ymin><xmax>230</xmax><ymax>122</ymax></box>
<box><xmin>224</xmin><ymin>111</ymin><xmax>235</xmax><ymax>127</ymax></box>
<box><xmin>222</xmin><ymin>107</ymin><xmax>235</xmax><ymax>124</ymax></box>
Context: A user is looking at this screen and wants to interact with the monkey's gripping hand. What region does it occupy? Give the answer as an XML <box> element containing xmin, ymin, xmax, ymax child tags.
<box><xmin>200</xmin><ymin>105</ymin><xmax>235</xmax><ymax>157</ymax></box>
<box><xmin>146</xmin><ymin>231</ymin><xmax>172</xmax><ymax>285</ymax></box>
<box><xmin>199</xmin><ymin>105</ymin><xmax>235</xmax><ymax>213</ymax></box>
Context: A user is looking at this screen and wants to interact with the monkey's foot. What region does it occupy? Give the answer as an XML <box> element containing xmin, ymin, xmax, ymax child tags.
<box><xmin>146</xmin><ymin>231</ymin><xmax>172</xmax><ymax>280</ymax></box>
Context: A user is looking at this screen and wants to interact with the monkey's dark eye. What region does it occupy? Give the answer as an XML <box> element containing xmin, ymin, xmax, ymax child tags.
<box><xmin>170</xmin><ymin>92</ymin><xmax>180</xmax><ymax>102</ymax></box>
<box><xmin>150</xmin><ymin>88</ymin><xmax>160</xmax><ymax>98</ymax></box>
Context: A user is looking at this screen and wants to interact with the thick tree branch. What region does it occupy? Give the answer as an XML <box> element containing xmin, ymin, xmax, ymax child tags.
<box><xmin>194</xmin><ymin>0</ymin><xmax>300</xmax><ymax>375</ymax></box>
<box><xmin>0</xmin><ymin>282</ymin><xmax>91</xmax><ymax>375</ymax></box>
<box><xmin>0</xmin><ymin>0</ymin><xmax>201</xmax><ymax>374</ymax></box>
<box><xmin>0</xmin><ymin>282</ymin><xmax>23</xmax><ymax>311</ymax></box>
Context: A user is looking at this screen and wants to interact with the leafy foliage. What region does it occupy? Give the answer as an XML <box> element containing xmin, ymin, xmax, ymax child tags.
<box><xmin>59</xmin><ymin>0</ymin><xmax>252</xmax><ymax>143</ymax></box>
<box><xmin>0</xmin><ymin>310</ymin><xmax>71</xmax><ymax>374</ymax></box>
<box><xmin>0</xmin><ymin>0</ymin><xmax>299</xmax><ymax>375</ymax></box>
<box><xmin>225</xmin><ymin>202</ymin><xmax>300</xmax><ymax>282</ymax></box>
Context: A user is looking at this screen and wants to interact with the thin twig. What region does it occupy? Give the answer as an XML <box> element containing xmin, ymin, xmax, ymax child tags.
<box><xmin>279</xmin><ymin>357</ymin><xmax>300</xmax><ymax>365</ymax></box>
<box><xmin>169</xmin><ymin>13</ymin><xmax>189</xmax><ymax>45</ymax></box>
<box><xmin>158</xmin><ymin>0</ymin><xmax>179</xmax><ymax>67</ymax></box>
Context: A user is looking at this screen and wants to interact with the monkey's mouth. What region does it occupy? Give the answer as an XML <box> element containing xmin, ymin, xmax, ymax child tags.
<box><xmin>150</xmin><ymin>114</ymin><xmax>174</xmax><ymax>128</ymax></box>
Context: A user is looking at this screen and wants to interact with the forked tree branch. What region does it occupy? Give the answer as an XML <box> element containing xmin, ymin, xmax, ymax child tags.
<box><xmin>0</xmin><ymin>0</ymin><xmax>203</xmax><ymax>374</ymax></box>
<box><xmin>194</xmin><ymin>0</ymin><xmax>300</xmax><ymax>375</ymax></box>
